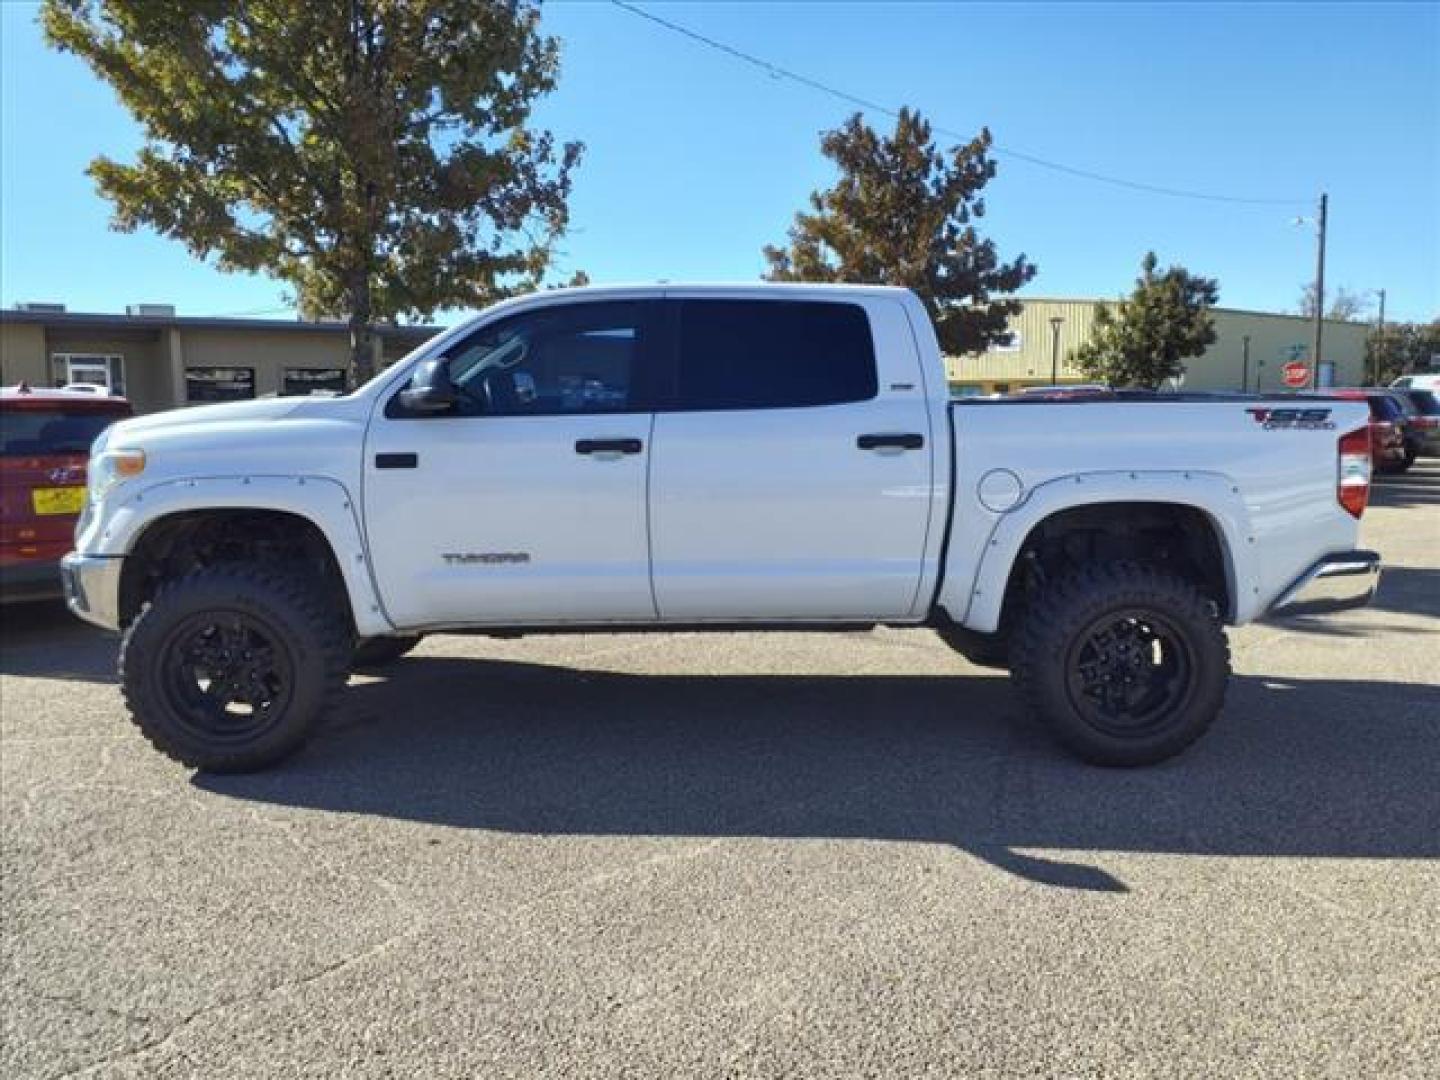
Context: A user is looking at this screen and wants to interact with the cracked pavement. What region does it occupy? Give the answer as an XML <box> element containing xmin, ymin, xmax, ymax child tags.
<box><xmin>3</xmin><ymin>462</ymin><xmax>1438</xmax><ymax>1078</ymax></box>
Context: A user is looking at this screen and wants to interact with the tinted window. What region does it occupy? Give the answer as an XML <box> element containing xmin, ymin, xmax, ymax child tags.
<box><xmin>0</xmin><ymin>408</ymin><xmax>125</xmax><ymax>456</ymax></box>
<box><xmin>186</xmin><ymin>367</ymin><xmax>255</xmax><ymax>402</ymax></box>
<box><xmin>442</xmin><ymin>301</ymin><xmax>651</xmax><ymax>417</ymax></box>
<box><xmin>1406</xmin><ymin>390</ymin><xmax>1439</xmax><ymax>415</ymax></box>
<box><xmin>282</xmin><ymin>368</ymin><xmax>347</xmax><ymax>396</ymax></box>
<box><xmin>1368</xmin><ymin>395</ymin><xmax>1403</xmax><ymax>421</ymax></box>
<box><xmin>675</xmin><ymin>300</ymin><xmax>877</xmax><ymax>410</ymax></box>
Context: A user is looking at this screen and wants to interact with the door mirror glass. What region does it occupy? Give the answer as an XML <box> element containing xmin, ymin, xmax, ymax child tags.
<box><xmin>398</xmin><ymin>358</ymin><xmax>458</xmax><ymax>414</ymax></box>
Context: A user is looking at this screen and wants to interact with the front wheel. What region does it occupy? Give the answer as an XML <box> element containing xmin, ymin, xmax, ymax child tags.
<box><xmin>119</xmin><ymin>566</ymin><xmax>350</xmax><ymax>773</ymax></box>
<box><xmin>1010</xmin><ymin>562</ymin><xmax>1230</xmax><ymax>766</ymax></box>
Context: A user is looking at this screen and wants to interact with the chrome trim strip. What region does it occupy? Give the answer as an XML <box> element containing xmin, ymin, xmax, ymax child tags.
<box><xmin>1266</xmin><ymin>549</ymin><xmax>1381</xmax><ymax>619</ymax></box>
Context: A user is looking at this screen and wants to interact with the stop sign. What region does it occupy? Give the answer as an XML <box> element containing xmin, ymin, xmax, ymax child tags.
<box><xmin>1282</xmin><ymin>360</ymin><xmax>1309</xmax><ymax>388</ymax></box>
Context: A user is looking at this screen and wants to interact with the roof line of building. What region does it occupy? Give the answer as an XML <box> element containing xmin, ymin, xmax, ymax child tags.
<box><xmin>1011</xmin><ymin>296</ymin><xmax>1370</xmax><ymax>326</ymax></box>
<box><xmin>0</xmin><ymin>308</ymin><xmax>440</xmax><ymax>337</ymax></box>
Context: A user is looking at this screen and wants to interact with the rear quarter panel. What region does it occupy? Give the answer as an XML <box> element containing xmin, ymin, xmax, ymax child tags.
<box><xmin>940</xmin><ymin>398</ymin><xmax>1372</xmax><ymax>630</ymax></box>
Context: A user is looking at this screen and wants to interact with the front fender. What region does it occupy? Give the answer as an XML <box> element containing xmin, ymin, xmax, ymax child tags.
<box><xmin>947</xmin><ymin>470</ymin><xmax>1257</xmax><ymax>634</ymax></box>
<box><xmin>83</xmin><ymin>474</ymin><xmax>395</xmax><ymax>637</ymax></box>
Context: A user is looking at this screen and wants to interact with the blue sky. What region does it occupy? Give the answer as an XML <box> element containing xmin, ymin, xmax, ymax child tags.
<box><xmin>2</xmin><ymin>1</ymin><xmax>1436</xmax><ymax>326</ymax></box>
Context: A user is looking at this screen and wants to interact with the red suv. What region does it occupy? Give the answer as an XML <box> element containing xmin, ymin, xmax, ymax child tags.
<box><xmin>1</xmin><ymin>386</ymin><xmax>132</xmax><ymax>602</ymax></box>
<box><xmin>1304</xmin><ymin>389</ymin><xmax>1407</xmax><ymax>473</ymax></box>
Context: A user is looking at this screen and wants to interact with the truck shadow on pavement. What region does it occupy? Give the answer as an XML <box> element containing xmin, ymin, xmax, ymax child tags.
<box><xmin>196</xmin><ymin>655</ymin><xmax>1440</xmax><ymax>893</ymax></box>
<box><xmin>0</xmin><ymin>601</ymin><xmax>116</xmax><ymax>683</ymax></box>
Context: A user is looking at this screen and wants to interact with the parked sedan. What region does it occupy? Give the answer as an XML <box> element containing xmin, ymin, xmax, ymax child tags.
<box><xmin>1</xmin><ymin>385</ymin><xmax>132</xmax><ymax>601</ymax></box>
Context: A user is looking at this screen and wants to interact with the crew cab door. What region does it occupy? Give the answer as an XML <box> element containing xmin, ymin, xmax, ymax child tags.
<box><xmin>363</xmin><ymin>300</ymin><xmax>662</xmax><ymax>628</ymax></box>
<box><xmin>648</xmin><ymin>296</ymin><xmax>936</xmax><ymax>620</ymax></box>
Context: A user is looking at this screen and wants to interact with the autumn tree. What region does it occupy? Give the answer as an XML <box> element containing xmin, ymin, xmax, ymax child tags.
<box><xmin>763</xmin><ymin>108</ymin><xmax>1036</xmax><ymax>355</ymax></box>
<box><xmin>1368</xmin><ymin>319</ymin><xmax>1440</xmax><ymax>384</ymax></box>
<box><xmin>1297</xmin><ymin>283</ymin><xmax>1370</xmax><ymax>321</ymax></box>
<box><xmin>43</xmin><ymin>0</ymin><xmax>581</xmax><ymax>384</ymax></box>
<box><xmin>1072</xmin><ymin>253</ymin><xmax>1220</xmax><ymax>389</ymax></box>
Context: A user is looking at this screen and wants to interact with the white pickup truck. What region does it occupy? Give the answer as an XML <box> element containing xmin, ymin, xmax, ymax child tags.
<box><xmin>63</xmin><ymin>284</ymin><xmax>1381</xmax><ymax>772</ymax></box>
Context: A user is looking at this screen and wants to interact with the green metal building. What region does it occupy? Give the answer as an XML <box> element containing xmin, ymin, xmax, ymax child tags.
<box><xmin>945</xmin><ymin>299</ymin><xmax>1369</xmax><ymax>395</ymax></box>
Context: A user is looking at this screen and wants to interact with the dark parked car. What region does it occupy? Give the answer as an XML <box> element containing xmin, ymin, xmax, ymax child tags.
<box><xmin>1302</xmin><ymin>389</ymin><xmax>1408</xmax><ymax>473</ymax></box>
<box><xmin>1390</xmin><ymin>389</ymin><xmax>1440</xmax><ymax>462</ymax></box>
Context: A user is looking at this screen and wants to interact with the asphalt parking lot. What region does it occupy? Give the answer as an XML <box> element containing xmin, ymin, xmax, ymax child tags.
<box><xmin>3</xmin><ymin>463</ymin><xmax>1437</xmax><ymax>1079</ymax></box>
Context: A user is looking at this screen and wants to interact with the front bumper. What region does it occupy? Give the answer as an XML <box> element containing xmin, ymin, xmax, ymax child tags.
<box><xmin>1266</xmin><ymin>550</ymin><xmax>1381</xmax><ymax>619</ymax></box>
<box><xmin>60</xmin><ymin>552</ymin><xmax>124</xmax><ymax>631</ymax></box>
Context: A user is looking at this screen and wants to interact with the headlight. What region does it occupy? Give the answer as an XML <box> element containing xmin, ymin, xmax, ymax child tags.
<box><xmin>88</xmin><ymin>448</ymin><xmax>146</xmax><ymax>504</ymax></box>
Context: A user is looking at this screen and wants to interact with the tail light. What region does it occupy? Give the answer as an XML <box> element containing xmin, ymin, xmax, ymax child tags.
<box><xmin>1338</xmin><ymin>427</ymin><xmax>1371</xmax><ymax>519</ymax></box>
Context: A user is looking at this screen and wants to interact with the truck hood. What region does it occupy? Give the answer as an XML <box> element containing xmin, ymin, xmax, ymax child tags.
<box><xmin>112</xmin><ymin>397</ymin><xmax>306</xmax><ymax>441</ymax></box>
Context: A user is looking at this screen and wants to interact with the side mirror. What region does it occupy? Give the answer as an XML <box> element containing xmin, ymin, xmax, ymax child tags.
<box><xmin>398</xmin><ymin>358</ymin><xmax>458</xmax><ymax>415</ymax></box>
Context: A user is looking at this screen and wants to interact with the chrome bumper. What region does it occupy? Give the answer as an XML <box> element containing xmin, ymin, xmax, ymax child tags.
<box><xmin>1266</xmin><ymin>550</ymin><xmax>1381</xmax><ymax>619</ymax></box>
<box><xmin>61</xmin><ymin>552</ymin><xmax>124</xmax><ymax>631</ymax></box>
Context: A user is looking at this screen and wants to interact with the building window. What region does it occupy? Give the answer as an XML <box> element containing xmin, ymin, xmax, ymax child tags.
<box><xmin>281</xmin><ymin>368</ymin><xmax>347</xmax><ymax>396</ymax></box>
<box><xmin>51</xmin><ymin>354</ymin><xmax>125</xmax><ymax>397</ymax></box>
<box><xmin>186</xmin><ymin>366</ymin><xmax>255</xmax><ymax>402</ymax></box>
<box><xmin>987</xmin><ymin>332</ymin><xmax>1022</xmax><ymax>353</ymax></box>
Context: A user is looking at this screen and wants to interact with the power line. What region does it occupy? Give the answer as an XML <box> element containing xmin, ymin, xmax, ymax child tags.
<box><xmin>608</xmin><ymin>0</ymin><xmax>1308</xmax><ymax>207</ymax></box>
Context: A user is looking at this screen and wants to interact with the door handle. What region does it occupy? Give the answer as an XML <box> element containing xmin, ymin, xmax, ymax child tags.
<box><xmin>375</xmin><ymin>452</ymin><xmax>418</xmax><ymax>469</ymax></box>
<box><xmin>857</xmin><ymin>433</ymin><xmax>924</xmax><ymax>451</ymax></box>
<box><xmin>575</xmin><ymin>438</ymin><xmax>643</xmax><ymax>456</ymax></box>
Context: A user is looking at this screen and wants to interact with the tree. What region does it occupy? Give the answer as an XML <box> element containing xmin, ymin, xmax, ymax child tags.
<box><xmin>1072</xmin><ymin>253</ymin><xmax>1220</xmax><ymax>389</ymax></box>
<box><xmin>1297</xmin><ymin>283</ymin><xmax>1370</xmax><ymax>321</ymax></box>
<box><xmin>1367</xmin><ymin>319</ymin><xmax>1440</xmax><ymax>384</ymax></box>
<box><xmin>43</xmin><ymin>0</ymin><xmax>581</xmax><ymax>384</ymax></box>
<box><xmin>763</xmin><ymin>108</ymin><xmax>1036</xmax><ymax>355</ymax></box>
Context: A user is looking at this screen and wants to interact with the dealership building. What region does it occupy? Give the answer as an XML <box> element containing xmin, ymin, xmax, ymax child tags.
<box><xmin>945</xmin><ymin>298</ymin><xmax>1369</xmax><ymax>396</ymax></box>
<box><xmin>0</xmin><ymin>303</ymin><xmax>438</xmax><ymax>413</ymax></box>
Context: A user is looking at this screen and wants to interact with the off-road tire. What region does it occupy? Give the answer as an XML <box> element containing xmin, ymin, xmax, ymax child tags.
<box><xmin>352</xmin><ymin>634</ymin><xmax>422</xmax><ymax>669</ymax></box>
<box><xmin>119</xmin><ymin>565</ymin><xmax>350</xmax><ymax>773</ymax></box>
<box><xmin>1010</xmin><ymin>561</ymin><xmax>1230</xmax><ymax>766</ymax></box>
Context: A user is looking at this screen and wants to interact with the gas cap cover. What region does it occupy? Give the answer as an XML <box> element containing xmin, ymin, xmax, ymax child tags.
<box><xmin>977</xmin><ymin>468</ymin><xmax>1024</xmax><ymax>513</ymax></box>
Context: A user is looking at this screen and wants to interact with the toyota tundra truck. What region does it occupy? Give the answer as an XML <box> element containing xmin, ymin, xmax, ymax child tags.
<box><xmin>61</xmin><ymin>285</ymin><xmax>1381</xmax><ymax>772</ymax></box>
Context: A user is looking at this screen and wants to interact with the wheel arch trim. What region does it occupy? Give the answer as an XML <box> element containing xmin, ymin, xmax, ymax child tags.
<box><xmin>99</xmin><ymin>475</ymin><xmax>396</xmax><ymax>637</ymax></box>
<box><xmin>952</xmin><ymin>470</ymin><xmax>1254</xmax><ymax>634</ymax></box>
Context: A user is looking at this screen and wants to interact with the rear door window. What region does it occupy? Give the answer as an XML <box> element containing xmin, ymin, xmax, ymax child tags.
<box><xmin>673</xmin><ymin>300</ymin><xmax>877</xmax><ymax>411</ymax></box>
<box><xmin>0</xmin><ymin>408</ymin><xmax>125</xmax><ymax>456</ymax></box>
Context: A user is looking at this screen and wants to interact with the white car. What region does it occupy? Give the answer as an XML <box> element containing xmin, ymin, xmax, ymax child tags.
<box><xmin>63</xmin><ymin>284</ymin><xmax>1380</xmax><ymax>772</ymax></box>
<box><xmin>1390</xmin><ymin>373</ymin><xmax>1440</xmax><ymax>392</ymax></box>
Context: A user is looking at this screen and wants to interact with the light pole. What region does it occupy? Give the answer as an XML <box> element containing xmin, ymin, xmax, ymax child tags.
<box><xmin>1049</xmin><ymin>316</ymin><xmax>1064</xmax><ymax>386</ymax></box>
<box><xmin>1312</xmin><ymin>193</ymin><xmax>1327</xmax><ymax>386</ymax></box>
<box><xmin>1294</xmin><ymin>193</ymin><xmax>1329</xmax><ymax>389</ymax></box>
<box><xmin>1373</xmin><ymin>288</ymin><xmax>1386</xmax><ymax>385</ymax></box>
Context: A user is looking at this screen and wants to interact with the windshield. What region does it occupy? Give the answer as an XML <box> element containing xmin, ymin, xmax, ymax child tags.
<box><xmin>0</xmin><ymin>408</ymin><xmax>125</xmax><ymax>457</ymax></box>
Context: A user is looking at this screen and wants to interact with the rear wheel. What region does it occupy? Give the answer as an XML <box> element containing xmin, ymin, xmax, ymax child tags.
<box><xmin>1010</xmin><ymin>562</ymin><xmax>1229</xmax><ymax>766</ymax></box>
<box><xmin>119</xmin><ymin>565</ymin><xmax>349</xmax><ymax>772</ymax></box>
<box><xmin>352</xmin><ymin>634</ymin><xmax>422</xmax><ymax>669</ymax></box>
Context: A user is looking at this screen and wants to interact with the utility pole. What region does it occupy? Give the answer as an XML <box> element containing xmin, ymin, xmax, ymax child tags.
<box><xmin>1242</xmin><ymin>335</ymin><xmax>1251</xmax><ymax>393</ymax></box>
<box><xmin>1310</xmin><ymin>192</ymin><xmax>1328</xmax><ymax>388</ymax></box>
<box><xmin>1049</xmin><ymin>316</ymin><xmax>1064</xmax><ymax>386</ymax></box>
<box><xmin>1373</xmin><ymin>288</ymin><xmax>1386</xmax><ymax>384</ymax></box>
